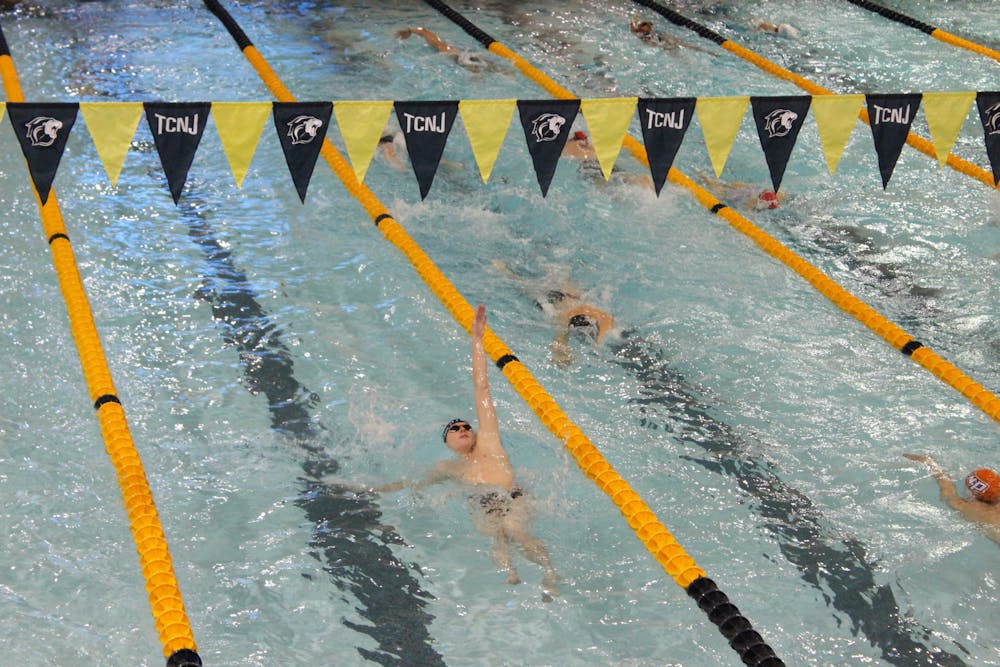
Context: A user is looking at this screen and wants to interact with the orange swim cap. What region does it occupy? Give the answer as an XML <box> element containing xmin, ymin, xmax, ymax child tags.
<box><xmin>965</xmin><ymin>469</ymin><xmax>1000</xmax><ymax>502</ymax></box>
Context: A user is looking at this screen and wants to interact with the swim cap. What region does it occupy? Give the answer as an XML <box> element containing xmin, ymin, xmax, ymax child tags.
<box><xmin>573</xmin><ymin>131</ymin><xmax>588</xmax><ymax>141</ymax></box>
<box><xmin>965</xmin><ymin>469</ymin><xmax>1000</xmax><ymax>502</ymax></box>
<box><xmin>758</xmin><ymin>190</ymin><xmax>779</xmax><ymax>209</ymax></box>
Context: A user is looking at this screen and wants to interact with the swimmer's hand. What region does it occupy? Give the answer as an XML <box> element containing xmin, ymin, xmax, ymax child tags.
<box><xmin>321</xmin><ymin>480</ymin><xmax>376</xmax><ymax>495</ymax></box>
<box><xmin>904</xmin><ymin>453</ymin><xmax>944</xmax><ymax>477</ymax></box>
<box><xmin>321</xmin><ymin>479</ymin><xmax>406</xmax><ymax>495</ymax></box>
<box><xmin>472</xmin><ymin>304</ymin><xmax>487</xmax><ymax>340</ymax></box>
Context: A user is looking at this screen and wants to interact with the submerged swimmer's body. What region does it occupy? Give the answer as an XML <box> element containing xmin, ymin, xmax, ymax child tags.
<box><xmin>696</xmin><ymin>172</ymin><xmax>786</xmax><ymax>211</ymax></box>
<box><xmin>563</xmin><ymin>131</ymin><xmax>654</xmax><ymax>189</ymax></box>
<box><xmin>374</xmin><ymin>305</ymin><xmax>559</xmax><ymax>597</ymax></box>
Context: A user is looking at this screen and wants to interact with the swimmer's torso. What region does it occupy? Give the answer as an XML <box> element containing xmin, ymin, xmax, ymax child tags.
<box><xmin>440</xmin><ymin>456</ymin><xmax>514</xmax><ymax>489</ymax></box>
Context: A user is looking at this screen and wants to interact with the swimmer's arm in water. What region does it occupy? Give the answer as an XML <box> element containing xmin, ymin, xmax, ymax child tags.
<box><xmin>904</xmin><ymin>453</ymin><xmax>964</xmax><ymax>509</ymax></box>
<box><xmin>371</xmin><ymin>461</ymin><xmax>455</xmax><ymax>493</ymax></box>
<box><xmin>471</xmin><ymin>305</ymin><xmax>507</xmax><ymax>463</ymax></box>
<box><xmin>492</xmin><ymin>259</ymin><xmax>521</xmax><ymax>282</ymax></box>
<box><xmin>550</xmin><ymin>330</ymin><xmax>573</xmax><ymax>368</ymax></box>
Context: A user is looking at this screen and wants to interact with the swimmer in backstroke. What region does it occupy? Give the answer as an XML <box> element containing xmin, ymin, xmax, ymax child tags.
<box><xmin>373</xmin><ymin>305</ymin><xmax>560</xmax><ymax>598</ymax></box>
<box><xmin>904</xmin><ymin>453</ymin><xmax>1000</xmax><ymax>546</ymax></box>
<box><xmin>493</xmin><ymin>259</ymin><xmax>615</xmax><ymax>367</ymax></box>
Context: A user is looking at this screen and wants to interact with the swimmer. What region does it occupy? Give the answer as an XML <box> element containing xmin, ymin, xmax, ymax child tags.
<box><xmin>563</xmin><ymin>131</ymin><xmax>654</xmax><ymax>190</ymax></box>
<box><xmin>562</xmin><ymin>130</ymin><xmax>597</xmax><ymax>161</ymax></box>
<box><xmin>494</xmin><ymin>259</ymin><xmax>615</xmax><ymax>367</ymax></box>
<box><xmin>377</xmin><ymin>128</ymin><xmax>465</xmax><ymax>175</ymax></box>
<box><xmin>904</xmin><ymin>453</ymin><xmax>1000</xmax><ymax>546</ymax></box>
<box><xmin>630</xmin><ymin>17</ymin><xmax>717</xmax><ymax>56</ymax></box>
<box><xmin>377</xmin><ymin>130</ymin><xmax>409</xmax><ymax>171</ymax></box>
<box><xmin>696</xmin><ymin>172</ymin><xmax>786</xmax><ymax>211</ymax></box>
<box><xmin>753</xmin><ymin>20</ymin><xmax>800</xmax><ymax>39</ymax></box>
<box><xmin>396</xmin><ymin>26</ymin><xmax>496</xmax><ymax>73</ymax></box>
<box><xmin>374</xmin><ymin>305</ymin><xmax>559</xmax><ymax>597</ymax></box>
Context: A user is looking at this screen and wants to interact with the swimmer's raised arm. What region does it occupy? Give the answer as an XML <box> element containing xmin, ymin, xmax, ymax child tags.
<box><xmin>471</xmin><ymin>305</ymin><xmax>506</xmax><ymax>462</ymax></box>
<box><xmin>396</xmin><ymin>26</ymin><xmax>456</xmax><ymax>54</ymax></box>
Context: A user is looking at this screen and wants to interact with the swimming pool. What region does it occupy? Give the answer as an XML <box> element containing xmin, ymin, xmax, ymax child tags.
<box><xmin>1</xmin><ymin>0</ymin><xmax>999</xmax><ymax>665</ymax></box>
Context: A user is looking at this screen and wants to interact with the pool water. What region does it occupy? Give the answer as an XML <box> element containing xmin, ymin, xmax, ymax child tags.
<box><xmin>1</xmin><ymin>1</ymin><xmax>999</xmax><ymax>665</ymax></box>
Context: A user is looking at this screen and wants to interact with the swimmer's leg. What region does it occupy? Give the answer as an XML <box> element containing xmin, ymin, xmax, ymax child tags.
<box><xmin>490</xmin><ymin>534</ymin><xmax>521</xmax><ymax>584</ymax></box>
<box><xmin>506</xmin><ymin>523</ymin><xmax>559</xmax><ymax>595</ymax></box>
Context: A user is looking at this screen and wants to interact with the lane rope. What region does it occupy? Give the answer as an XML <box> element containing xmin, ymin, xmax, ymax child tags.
<box><xmin>627</xmin><ymin>0</ymin><xmax>999</xmax><ymax>189</ymax></box>
<box><xmin>0</xmin><ymin>21</ymin><xmax>201</xmax><ymax>667</ymax></box>
<box><xmin>842</xmin><ymin>0</ymin><xmax>1000</xmax><ymax>63</ymax></box>
<box><xmin>201</xmin><ymin>1</ymin><xmax>786</xmax><ymax>665</ymax></box>
<box><xmin>421</xmin><ymin>0</ymin><xmax>1000</xmax><ymax>428</ymax></box>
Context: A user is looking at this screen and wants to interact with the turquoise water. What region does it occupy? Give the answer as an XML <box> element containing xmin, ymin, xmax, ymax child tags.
<box><xmin>1</xmin><ymin>1</ymin><xmax>999</xmax><ymax>665</ymax></box>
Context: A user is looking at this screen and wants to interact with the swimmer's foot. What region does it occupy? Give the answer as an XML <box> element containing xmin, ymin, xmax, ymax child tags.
<box><xmin>541</xmin><ymin>570</ymin><xmax>561</xmax><ymax>599</ymax></box>
<box><xmin>506</xmin><ymin>570</ymin><xmax>522</xmax><ymax>585</ymax></box>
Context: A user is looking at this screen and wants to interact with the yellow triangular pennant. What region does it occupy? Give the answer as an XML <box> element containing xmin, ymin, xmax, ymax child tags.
<box><xmin>811</xmin><ymin>94</ymin><xmax>864</xmax><ymax>175</ymax></box>
<box><xmin>79</xmin><ymin>102</ymin><xmax>143</xmax><ymax>187</ymax></box>
<box><xmin>211</xmin><ymin>101</ymin><xmax>271</xmax><ymax>188</ymax></box>
<box><xmin>580</xmin><ymin>97</ymin><xmax>638</xmax><ymax>180</ymax></box>
<box><xmin>923</xmin><ymin>91</ymin><xmax>976</xmax><ymax>167</ymax></box>
<box><xmin>459</xmin><ymin>99</ymin><xmax>515</xmax><ymax>183</ymax></box>
<box><xmin>333</xmin><ymin>100</ymin><xmax>394</xmax><ymax>182</ymax></box>
<box><xmin>695</xmin><ymin>96</ymin><xmax>749</xmax><ymax>177</ymax></box>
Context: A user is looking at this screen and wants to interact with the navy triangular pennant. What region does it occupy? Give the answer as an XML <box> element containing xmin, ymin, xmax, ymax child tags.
<box><xmin>7</xmin><ymin>102</ymin><xmax>78</xmax><ymax>205</ymax></box>
<box><xmin>144</xmin><ymin>102</ymin><xmax>210</xmax><ymax>203</ymax></box>
<box><xmin>517</xmin><ymin>99</ymin><xmax>580</xmax><ymax>197</ymax></box>
<box><xmin>394</xmin><ymin>100</ymin><xmax>458</xmax><ymax>200</ymax></box>
<box><xmin>637</xmin><ymin>97</ymin><xmax>695</xmax><ymax>196</ymax></box>
<box><xmin>865</xmin><ymin>93</ymin><xmax>921</xmax><ymax>189</ymax></box>
<box><xmin>750</xmin><ymin>95</ymin><xmax>811</xmax><ymax>192</ymax></box>
<box><xmin>976</xmin><ymin>91</ymin><xmax>1000</xmax><ymax>186</ymax></box>
<box><xmin>273</xmin><ymin>102</ymin><xmax>332</xmax><ymax>203</ymax></box>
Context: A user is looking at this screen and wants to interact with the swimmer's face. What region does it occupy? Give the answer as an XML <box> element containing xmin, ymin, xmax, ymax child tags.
<box><xmin>444</xmin><ymin>422</ymin><xmax>475</xmax><ymax>452</ymax></box>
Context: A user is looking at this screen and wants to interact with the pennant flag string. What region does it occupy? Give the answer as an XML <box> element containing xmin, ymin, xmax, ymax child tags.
<box><xmin>4</xmin><ymin>93</ymin><xmax>998</xmax><ymax>204</ymax></box>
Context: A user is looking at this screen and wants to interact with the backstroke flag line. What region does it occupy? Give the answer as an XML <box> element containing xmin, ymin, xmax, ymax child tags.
<box><xmin>2</xmin><ymin>93</ymin><xmax>998</xmax><ymax>203</ymax></box>
<box><xmin>7</xmin><ymin>102</ymin><xmax>79</xmax><ymax>204</ymax></box>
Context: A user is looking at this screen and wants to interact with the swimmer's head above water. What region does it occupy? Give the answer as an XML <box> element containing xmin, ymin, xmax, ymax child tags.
<box><xmin>630</xmin><ymin>19</ymin><xmax>654</xmax><ymax>36</ymax></box>
<box><xmin>966</xmin><ymin>469</ymin><xmax>1000</xmax><ymax>503</ymax></box>
<box><xmin>442</xmin><ymin>418</ymin><xmax>472</xmax><ymax>442</ymax></box>
<box><xmin>568</xmin><ymin>314</ymin><xmax>600</xmax><ymax>340</ymax></box>
<box><xmin>757</xmin><ymin>190</ymin><xmax>780</xmax><ymax>210</ymax></box>
<box><xmin>443</xmin><ymin>418</ymin><xmax>475</xmax><ymax>455</ymax></box>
